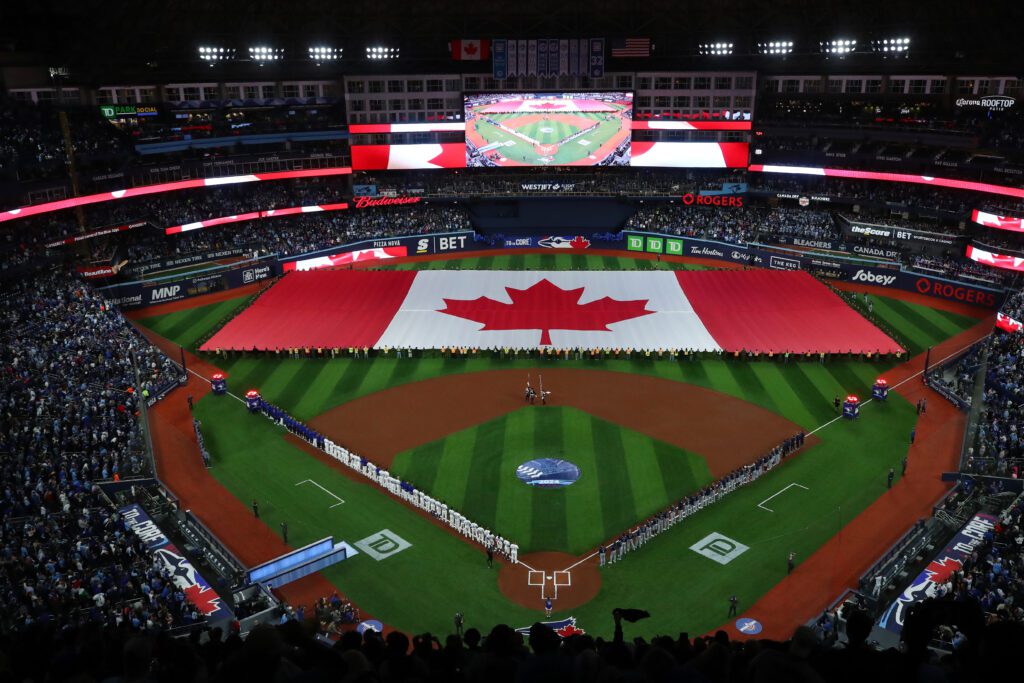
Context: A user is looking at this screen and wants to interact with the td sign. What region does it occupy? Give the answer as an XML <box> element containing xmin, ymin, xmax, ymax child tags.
<box><xmin>626</xmin><ymin>234</ymin><xmax>683</xmax><ymax>255</ymax></box>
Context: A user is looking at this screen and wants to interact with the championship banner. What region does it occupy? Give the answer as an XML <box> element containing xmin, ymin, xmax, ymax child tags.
<box><xmin>518</xmin><ymin>40</ymin><xmax>527</xmax><ymax>77</ymax></box>
<box><xmin>996</xmin><ymin>312</ymin><xmax>1024</xmax><ymax>333</ymax></box>
<box><xmin>589</xmin><ymin>38</ymin><xmax>605</xmax><ymax>78</ymax></box>
<box><xmin>879</xmin><ymin>513</ymin><xmax>997</xmax><ymax>633</ymax></box>
<box><xmin>120</xmin><ymin>504</ymin><xmax>233</xmax><ymax>621</ymax></box>
<box><xmin>971</xmin><ymin>209</ymin><xmax>1023</xmax><ymax>232</ymax></box>
<box><xmin>492</xmin><ymin>39</ymin><xmax>508</xmax><ymax>79</ymax></box>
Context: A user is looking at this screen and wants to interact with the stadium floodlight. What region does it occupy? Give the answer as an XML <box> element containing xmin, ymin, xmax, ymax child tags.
<box><xmin>872</xmin><ymin>37</ymin><xmax>911</xmax><ymax>54</ymax></box>
<box><xmin>248</xmin><ymin>46</ymin><xmax>284</xmax><ymax>62</ymax></box>
<box><xmin>757</xmin><ymin>40</ymin><xmax>794</xmax><ymax>55</ymax></box>
<box><xmin>698</xmin><ymin>42</ymin><xmax>734</xmax><ymax>56</ymax></box>
<box><xmin>365</xmin><ymin>46</ymin><xmax>400</xmax><ymax>60</ymax></box>
<box><xmin>308</xmin><ymin>46</ymin><xmax>342</xmax><ymax>62</ymax></box>
<box><xmin>819</xmin><ymin>38</ymin><xmax>858</xmax><ymax>55</ymax></box>
<box><xmin>198</xmin><ymin>46</ymin><xmax>236</xmax><ymax>62</ymax></box>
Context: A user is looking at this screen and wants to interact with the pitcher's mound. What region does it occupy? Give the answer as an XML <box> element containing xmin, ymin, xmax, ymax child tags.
<box><xmin>498</xmin><ymin>551</ymin><xmax>601</xmax><ymax>611</ymax></box>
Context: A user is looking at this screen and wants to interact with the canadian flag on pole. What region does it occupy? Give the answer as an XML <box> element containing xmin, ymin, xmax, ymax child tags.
<box><xmin>450</xmin><ymin>39</ymin><xmax>491</xmax><ymax>60</ymax></box>
<box><xmin>996</xmin><ymin>313</ymin><xmax>1024</xmax><ymax>333</ymax></box>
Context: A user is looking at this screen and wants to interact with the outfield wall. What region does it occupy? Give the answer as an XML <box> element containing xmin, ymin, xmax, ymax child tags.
<box><xmin>621</xmin><ymin>231</ymin><xmax>1005</xmax><ymax>308</ymax></box>
<box><xmin>110</xmin><ymin>228</ymin><xmax>1004</xmax><ymax>314</ymax></box>
<box><xmin>99</xmin><ymin>256</ymin><xmax>280</xmax><ymax>309</ymax></box>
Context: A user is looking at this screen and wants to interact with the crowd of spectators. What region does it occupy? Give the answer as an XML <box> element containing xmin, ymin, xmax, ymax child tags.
<box><xmin>3</xmin><ymin>594</ymin><xmax>1022</xmax><ymax>682</ymax></box>
<box><xmin>357</xmin><ymin>169</ymin><xmax>748</xmax><ymax>198</ymax></box>
<box><xmin>960</xmin><ymin>290</ymin><xmax>1024</xmax><ymax>476</ymax></box>
<box><xmin>625</xmin><ymin>204</ymin><xmax>839</xmax><ymax>244</ymax></box>
<box><xmin>0</xmin><ymin>99</ymin><xmax>133</xmax><ymax>178</ymax></box>
<box><xmin>937</xmin><ymin>492</ymin><xmax>1024</xmax><ymax>624</ymax></box>
<box><xmin>122</xmin><ymin>202</ymin><xmax>472</xmax><ymax>264</ymax></box>
<box><xmin>0</xmin><ymin>272</ymin><xmax>205</xmax><ymax>635</ymax></box>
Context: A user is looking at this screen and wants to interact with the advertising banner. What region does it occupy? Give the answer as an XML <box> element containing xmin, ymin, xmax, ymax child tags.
<box><xmin>125</xmin><ymin>248</ymin><xmax>248</xmax><ymax>276</ymax></box>
<box><xmin>278</xmin><ymin>231</ymin><xmax>475</xmax><ymax>271</ymax></box>
<box><xmin>101</xmin><ymin>259</ymin><xmax>280</xmax><ymax>309</ymax></box>
<box><xmin>500</xmin><ymin>235</ymin><xmax>593</xmax><ymax>249</ymax></box>
<box><xmin>46</xmin><ymin>220</ymin><xmax>149</xmax><ymax>249</ymax></box>
<box><xmin>879</xmin><ymin>513</ymin><xmax>997</xmax><ymax>633</ymax></box>
<box><xmin>840</xmin><ymin>218</ymin><xmax>960</xmax><ymax>248</ymax></box>
<box><xmin>622</xmin><ymin>232</ymin><xmax>1003</xmax><ymax>307</ymax></box>
<box><xmin>120</xmin><ymin>503</ymin><xmax>233</xmax><ymax>621</ymax></box>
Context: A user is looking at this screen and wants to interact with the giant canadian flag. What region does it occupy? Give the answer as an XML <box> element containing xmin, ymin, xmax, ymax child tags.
<box><xmin>200</xmin><ymin>269</ymin><xmax>903</xmax><ymax>355</ymax></box>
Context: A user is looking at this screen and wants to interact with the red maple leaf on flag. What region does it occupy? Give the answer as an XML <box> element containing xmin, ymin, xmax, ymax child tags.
<box><xmin>531</xmin><ymin>102</ymin><xmax>565</xmax><ymax>109</ymax></box>
<box><xmin>464</xmin><ymin>42</ymin><xmax>478</xmax><ymax>55</ymax></box>
<box><xmin>569</xmin><ymin>235</ymin><xmax>591</xmax><ymax>250</ymax></box>
<box><xmin>439</xmin><ymin>279</ymin><xmax>653</xmax><ymax>345</ymax></box>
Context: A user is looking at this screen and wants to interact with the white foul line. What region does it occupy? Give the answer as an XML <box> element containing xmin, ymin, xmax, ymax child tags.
<box><xmin>757</xmin><ymin>482</ymin><xmax>809</xmax><ymax>512</ymax></box>
<box><xmin>296</xmin><ymin>478</ymin><xmax>345</xmax><ymax>507</ymax></box>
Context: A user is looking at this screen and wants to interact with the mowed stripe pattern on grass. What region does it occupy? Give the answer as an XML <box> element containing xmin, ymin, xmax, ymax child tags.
<box><xmin>389</xmin><ymin>407</ymin><xmax>711</xmax><ymax>554</ymax></box>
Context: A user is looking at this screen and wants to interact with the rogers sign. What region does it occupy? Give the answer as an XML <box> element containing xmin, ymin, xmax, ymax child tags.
<box><xmin>353</xmin><ymin>196</ymin><xmax>422</xmax><ymax>209</ymax></box>
<box><xmin>681</xmin><ymin>193</ymin><xmax>744</xmax><ymax>207</ymax></box>
<box><xmin>915</xmin><ymin>277</ymin><xmax>996</xmax><ymax>307</ymax></box>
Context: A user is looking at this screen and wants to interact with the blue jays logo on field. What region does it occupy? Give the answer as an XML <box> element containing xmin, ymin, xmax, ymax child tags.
<box><xmin>152</xmin><ymin>547</ymin><xmax>229</xmax><ymax>618</ymax></box>
<box><xmin>537</xmin><ymin>235</ymin><xmax>591</xmax><ymax>249</ymax></box>
<box><xmin>515</xmin><ymin>617</ymin><xmax>586</xmax><ymax>638</ymax></box>
<box><xmin>735</xmin><ymin>618</ymin><xmax>763</xmax><ymax>635</ymax></box>
<box><xmin>358</xmin><ymin>620</ymin><xmax>384</xmax><ymax>634</ymax></box>
<box><xmin>516</xmin><ymin>458</ymin><xmax>581</xmax><ymax>488</ymax></box>
<box><xmin>879</xmin><ymin>513</ymin><xmax>996</xmax><ymax>634</ymax></box>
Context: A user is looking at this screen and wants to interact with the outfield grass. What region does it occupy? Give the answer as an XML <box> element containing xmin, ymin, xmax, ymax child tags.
<box><xmin>390</xmin><ymin>406</ymin><xmax>712</xmax><ymax>555</ymax></box>
<box><xmin>138</xmin><ymin>296</ymin><xmax>252</xmax><ymax>350</ymax></box>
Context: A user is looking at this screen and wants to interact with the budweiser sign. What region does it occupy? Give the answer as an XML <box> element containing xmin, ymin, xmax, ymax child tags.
<box><xmin>353</xmin><ymin>196</ymin><xmax>423</xmax><ymax>209</ymax></box>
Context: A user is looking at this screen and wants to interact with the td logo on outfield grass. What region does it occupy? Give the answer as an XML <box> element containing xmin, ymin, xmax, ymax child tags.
<box><xmin>690</xmin><ymin>533</ymin><xmax>749</xmax><ymax>565</ymax></box>
<box><xmin>355</xmin><ymin>529</ymin><xmax>411</xmax><ymax>561</ymax></box>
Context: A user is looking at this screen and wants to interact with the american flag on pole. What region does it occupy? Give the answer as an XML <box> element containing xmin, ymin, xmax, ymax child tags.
<box><xmin>611</xmin><ymin>37</ymin><xmax>651</xmax><ymax>58</ymax></box>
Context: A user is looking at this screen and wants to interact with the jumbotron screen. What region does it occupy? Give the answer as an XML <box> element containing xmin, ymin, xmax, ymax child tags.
<box><xmin>464</xmin><ymin>92</ymin><xmax>632</xmax><ymax>167</ymax></box>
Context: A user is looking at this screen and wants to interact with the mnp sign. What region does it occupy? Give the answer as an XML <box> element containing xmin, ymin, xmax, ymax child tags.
<box><xmin>690</xmin><ymin>533</ymin><xmax>749</xmax><ymax>565</ymax></box>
